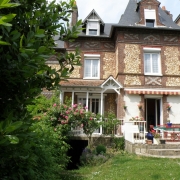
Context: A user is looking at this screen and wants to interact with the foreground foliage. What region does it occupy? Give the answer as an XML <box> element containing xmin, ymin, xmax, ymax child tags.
<box><xmin>0</xmin><ymin>0</ymin><xmax>81</xmax><ymax>179</ymax></box>
<box><xmin>60</xmin><ymin>153</ymin><xmax>180</xmax><ymax>180</ymax></box>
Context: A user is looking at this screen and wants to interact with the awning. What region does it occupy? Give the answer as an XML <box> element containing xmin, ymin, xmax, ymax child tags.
<box><xmin>125</xmin><ymin>89</ymin><xmax>180</xmax><ymax>95</ymax></box>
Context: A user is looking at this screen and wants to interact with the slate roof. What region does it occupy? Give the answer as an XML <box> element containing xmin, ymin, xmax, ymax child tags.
<box><xmin>53</xmin><ymin>35</ymin><xmax>65</xmax><ymax>48</ymax></box>
<box><xmin>79</xmin><ymin>0</ymin><xmax>180</xmax><ymax>38</ymax></box>
<box><xmin>119</xmin><ymin>0</ymin><xmax>180</xmax><ymax>29</ymax></box>
<box><xmin>174</xmin><ymin>14</ymin><xmax>180</xmax><ymax>23</ymax></box>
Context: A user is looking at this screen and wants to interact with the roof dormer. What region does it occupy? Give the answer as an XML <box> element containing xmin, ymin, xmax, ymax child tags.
<box><xmin>82</xmin><ymin>9</ymin><xmax>104</xmax><ymax>36</ymax></box>
<box><xmin>136</xmin><ymin>0</ymin><xmax>165</xmax><ymax>27</ymax></box>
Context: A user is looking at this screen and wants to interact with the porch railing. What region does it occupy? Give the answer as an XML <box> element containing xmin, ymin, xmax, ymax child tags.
<box><xmin>123</xmin><ymin>121</ymin><xmax>147</xmax><ymax>144</ymax></box>
<box><xmin>70</xmin><ymin>119</ymin><xmax>124</xmax><ymax>136</ymax></box>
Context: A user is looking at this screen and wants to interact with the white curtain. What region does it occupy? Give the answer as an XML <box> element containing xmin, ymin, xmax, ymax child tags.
<box><xmin>84</xmin><ymin>59</ymin><xmax>99</xmax><ymax>77</ymax></box>
<box><xmin>144</xmin><ymin>53</ymin><xmax>158</xmax><ymax>73</ymax></box>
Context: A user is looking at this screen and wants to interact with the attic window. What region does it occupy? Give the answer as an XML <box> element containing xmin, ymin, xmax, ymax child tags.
<box><xmin>146</xmin><ymin>19</ymin><xmax>154</xmax><ymax>27</ymax></box>
<box><xmin>86</xmin><ymin>20</ymin><xmax>100</xmax><ymax>36</ymax></box>
<box><xmin>144</xmin><ymin>9</ymin><xmax>156</xmax><ymax>27</ymax></box>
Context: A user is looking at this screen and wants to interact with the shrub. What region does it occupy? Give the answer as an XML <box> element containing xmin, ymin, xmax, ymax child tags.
<box><xmin>80</xmin><ymin>147</ymin><xmax>108</xmax><ymax>166</ymax></box>
<box><xmin>96</xmin><ymin>144</ymin><xmax>106</xmax><ymax>155</ymax></box>
<box><xmin>112</xmin><ymin>137</ymin><xmax>125</xmax><ymax>151</ymax></box>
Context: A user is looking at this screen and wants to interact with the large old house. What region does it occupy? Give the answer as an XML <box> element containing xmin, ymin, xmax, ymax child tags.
<box><xmin>49</xmin><ymin>0</ymin><xmax>180</xmax><ymax>131</ymax></box>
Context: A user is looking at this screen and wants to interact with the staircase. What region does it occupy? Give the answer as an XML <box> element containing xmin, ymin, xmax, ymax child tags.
<box><xmin>125</xmin><ymin>141</ymin><xmax>180</xmax><ymax>158</ymax></box>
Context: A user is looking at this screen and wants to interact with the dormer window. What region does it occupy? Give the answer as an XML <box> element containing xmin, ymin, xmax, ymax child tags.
<box><xmin>146</xmin><ymin>19</ymin><xmax>155</xmax><ymax>27</ymax></box>
<box><xmin>144</xmin><ymin>9</ymin><xmax>156</xmax><ymax>27</ymax></box>
<box><xmin>86</xmin><ymin>20</ymin><xmax>100</xmax><ymax>36</ymax></box>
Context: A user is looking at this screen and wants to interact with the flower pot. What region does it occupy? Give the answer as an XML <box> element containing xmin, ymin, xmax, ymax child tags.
<box><xmin>154</xmin><ymin>138</ymin><xmax>160</xmax><ymax>144</ymax></box>
<box><xmin>166</xmin><ymin>123</ymin><xmax>172</xmax><ymax>127</ymax></box>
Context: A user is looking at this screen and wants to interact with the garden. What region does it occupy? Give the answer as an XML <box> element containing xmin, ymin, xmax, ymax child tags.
<box><xmin>60</xmin><ymin>152</ymin><xmax>180</xmax><ymax>180</ymax></box>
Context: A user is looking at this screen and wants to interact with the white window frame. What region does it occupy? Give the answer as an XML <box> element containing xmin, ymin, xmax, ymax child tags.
<box><xmin>84</xmin><ymin>54</ymin><xmax>100</xmax><ymax>79</ymax></box>
<box><xmin>144</xmin><ymin>9</ymin><xmax>156</xmax><ymax>27</ymax></box>
<box><xmin>86</xmin><ymin>19</ymin><xmax>100</xmax><ymax>36</ymax></box>
<box><xmin>143</xmin><ymin>48</ymin><xmax>162</xmax><ymax>76</ymax></box>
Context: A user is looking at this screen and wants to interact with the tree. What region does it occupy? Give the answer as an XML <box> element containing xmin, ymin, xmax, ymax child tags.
<box><xmin>0</xmin><ymin>0</ymin><xmax>20</xmax><ymax>45</ymax></box>
<box><xmin>0</xmin><ymin>0</ymin><xmax>81</xmax><ymax>141</ymax></box>
<box><xmin>0</xmin><ymin>0</ymin><xmax>82</xmax><ymax>179</ymax></box>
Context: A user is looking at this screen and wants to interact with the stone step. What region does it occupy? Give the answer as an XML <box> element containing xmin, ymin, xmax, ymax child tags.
<box><xmin>136</xmin><ymin>152</ymin><xmax>180</xmax><ymax>159</ymax></box>
<box><xmin>148</xmin><ymin>149</ymin><xmax>180</xmax><ymax>156</ymax></box>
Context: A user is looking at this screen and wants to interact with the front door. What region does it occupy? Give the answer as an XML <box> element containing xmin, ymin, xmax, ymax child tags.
<box><xmin>145</xmin><ymin>98</ymin><xmax>161</xmax><ymax>130</ymax></box>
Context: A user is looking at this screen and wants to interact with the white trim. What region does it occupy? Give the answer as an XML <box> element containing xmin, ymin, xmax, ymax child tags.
<box><xmin>84</xmin><ymin>54</ymin><xmax>100</xmax><ymax>57</ymax></box>
<box><xmin>143</xmin><ymin>47</ymin><xmax>161</xmax><ymax>52</ymax></box>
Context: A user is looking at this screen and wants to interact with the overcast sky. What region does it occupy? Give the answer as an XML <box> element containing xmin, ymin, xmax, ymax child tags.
<box><xmin>75</xmin><ymin>0</ymin><xmax>180</xmax><ymax>23</ymax></box>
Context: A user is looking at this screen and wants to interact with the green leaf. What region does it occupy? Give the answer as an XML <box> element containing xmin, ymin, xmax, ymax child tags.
<box><xmin>35</xmin><ymin>29</ymin><xmax>45</xmax><ymax>38</ymax></box>
<box><xmin>0</xmin><ymin>40</ymin><xmax>10</xmax><ymax>45</ymax></box>
<box><xmin>5</xmin><ymin>135</ymin><xmax>19</xmax><ymax>144</ymax></box>
<box><xmin>38</xmin><ymin>46</ymin><xmax>46</xmax><ymax>53</ymax></box>
<box><xmin>5</xmin><ymin>121</ymin><xmax>23</xmax><ymax>133</ymax></box>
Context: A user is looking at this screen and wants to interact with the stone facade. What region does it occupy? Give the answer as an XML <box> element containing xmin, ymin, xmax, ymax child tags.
<box><xmin>103</xmin><ymin>53</ymin><xmax>116</xmax><ymax>78</ymax></box>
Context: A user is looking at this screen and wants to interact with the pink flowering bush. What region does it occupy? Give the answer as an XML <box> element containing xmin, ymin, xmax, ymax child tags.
<box><xmin>51</xmin><ymin>101</ymin><xmax>101</xmax><ymax>147</ymax></box>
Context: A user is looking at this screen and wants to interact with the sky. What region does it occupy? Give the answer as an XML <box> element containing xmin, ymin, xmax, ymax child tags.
<box><xmin>75</xmin><ymin>0</ymin><xmax>180</xmax><ymax>23</ymax></box>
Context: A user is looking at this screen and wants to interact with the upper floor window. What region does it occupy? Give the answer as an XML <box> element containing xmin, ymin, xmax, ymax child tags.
<box><xmin>143</xmin><ymin>48</ymin><xmax>161</xmax><ymax>75</ymax></box>
<box><xmin>146</xmin><ymin>19</ymin><xmax>155</xmax><ymax>27</ymax></box>
<box><xmin>144</xmin><ymin>9</ymin><xmax>156</xmax><ymax>27</ymax></box>
<box><xmin>86</xmin><ymin>20</ymin><xmax>100</xmax><ymax>36</ymax></box>
<box><xmin>84</xmin><ymin>54</ymin><xmax>100</xmax><ymax>79</ymax></box>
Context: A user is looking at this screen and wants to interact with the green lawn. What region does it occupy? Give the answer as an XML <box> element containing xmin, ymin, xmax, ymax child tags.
<box><xmin>60</xmin><ymin>152</ymin><xmax>180</xmax><ymax>180</ymax></box>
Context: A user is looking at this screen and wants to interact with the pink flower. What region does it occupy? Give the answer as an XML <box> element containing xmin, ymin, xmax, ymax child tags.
<box><xmin>66</xmin><ymin>111</ymin><xmax>69</xmax><ymax>114</ymax></box>
<box><xmin>73</xmin><ymin>104</ymin><xmax>77</xmax><ymax>108</ymax></box>
<box><xmin>69</xmin><ymin>107</ymin><xmax>72</xmax><ymax>110</ymax></box>
<box><xmin>65</xmin><ymin>116</ymin><xmax>68</xmax><ymax>120</ymax></box>
<box><xmin>84</xmin><ymin>106</ymin><xmax>88</xmax><ymax>109</ymax></box>
<box><xmin>89</xmin><ymin>117</ymin><xmax>93</xmax><ymax>120</ymax></box>
<box><xmin>53</xmin><ymin>103</ymin><xmax>56</xmax><ymax>107</ymax></box>
<box><xmin>74</xmin><ymin>112</ymin><xmax>77</xmax><ymax>115</ymax></box>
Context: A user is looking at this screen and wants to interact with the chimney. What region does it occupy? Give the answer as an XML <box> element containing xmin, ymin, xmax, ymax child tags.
<box><xmin>162</xmin><ymin>6</ymin><xmax>173</xmax><ymax>20</ymax></box>
<box><xmin>162</xmin><ymin>6</ymin><xmax>166</xmax><ymax>11</ymax></box>
<box><xmin>71</xmin><ymin>1</ymin><xmax>78</xmax><ymax>26</ymax></box>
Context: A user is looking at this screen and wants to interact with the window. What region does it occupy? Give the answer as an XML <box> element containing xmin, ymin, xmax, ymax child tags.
<box><xmin>146</xmin><ymin>19</ymin><xmax>154</xmax><ymax>27</ymax></box>
<box><xmin>144</xmin><ymin>48</ymin><xmax>161</xmax><ymax>75</ymax></box>
<box><xmin>84</xmin><ymin>54</ymin><xmax>100</xmax><ymax>79</ymax></box>
<box><xmin>144</xmin><ymin>9</ymin><xmax>156</xmax><ymax>27</ymax></box>
<box><xmin>89</xmin><ymin>29</ymin><xmax>97</xmax><ymax>35</ymax></box>
<box><xmin>86</xmin><ymin>20</ymin><xmax>100</xmax><ymax>36</ymax></box>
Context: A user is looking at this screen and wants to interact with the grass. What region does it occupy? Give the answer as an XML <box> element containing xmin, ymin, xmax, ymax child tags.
<box><xmin>60</xmin><ymin>152</ymin><xmax>180</xmax><ymax>180</ymax></box>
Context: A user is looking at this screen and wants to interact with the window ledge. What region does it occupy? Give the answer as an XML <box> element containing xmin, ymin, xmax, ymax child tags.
<box><xmin>144</xmin><ymin>74</ymin><xmax>162</xmax><ymax>76</ymax></box>
<box><xmin>83</xmin><ymin>77</ymin><xmax>100</xmax><ymax>80</ymax></box>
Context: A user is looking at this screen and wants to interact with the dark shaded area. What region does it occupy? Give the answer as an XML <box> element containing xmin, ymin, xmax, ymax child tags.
<box><xmin>67</xmin><ymin>140</ymin><xmax>88</xmax><ymax>170</ymax></box>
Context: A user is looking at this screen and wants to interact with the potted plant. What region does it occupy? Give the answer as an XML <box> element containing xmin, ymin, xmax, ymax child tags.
<box><xmin>137</xmin><ymin>103</ymin><xmax>142</xmax><ymax>110</ymax></box>
<box><xmin>166</xmin><ymin>120</ymin><xmax>172</xmax><ymax>127</ymax></box>
<box><xmin>123</xmin><ymin>105</ymin><xmax>127</xmax><ymax>110</ymax></box>
<box><xmin>166</xmin><ymin>104</ymin><xmax>172</xmax><ymax>111</ymax></box>
<box><xmin>153</xmin><ymin>133</ymin><xmax>160</xmax><ymax>144</ymax></box>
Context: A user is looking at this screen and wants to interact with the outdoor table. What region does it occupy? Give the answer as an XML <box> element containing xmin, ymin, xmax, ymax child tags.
<box><xmin>154</xmin><ymin>125</ymin><xmax>180</xmax><ymax>141</ymax></box>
